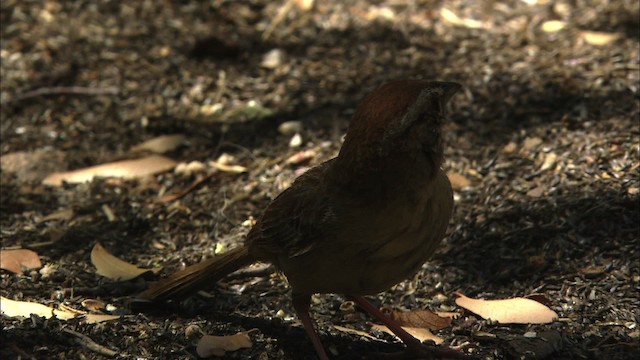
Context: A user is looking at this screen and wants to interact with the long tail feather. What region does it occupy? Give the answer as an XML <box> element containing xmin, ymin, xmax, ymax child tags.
<box><xmin>138</xmin><ymin>246</ymin><xmax>253</xmax><ymax>301</ymax></box>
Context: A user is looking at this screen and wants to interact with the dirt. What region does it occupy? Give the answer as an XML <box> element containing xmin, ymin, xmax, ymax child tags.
<box><xmin>1</xmin><ymin>1</ymin><xmax>639</xmax><ymax>359</ymax></box>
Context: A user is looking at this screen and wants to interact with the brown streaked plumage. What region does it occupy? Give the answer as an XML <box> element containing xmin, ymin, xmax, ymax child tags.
<box><xmin>138</xmin><ymin>80</ymin><xmax>466</xmax><ymax>359</ymax></box>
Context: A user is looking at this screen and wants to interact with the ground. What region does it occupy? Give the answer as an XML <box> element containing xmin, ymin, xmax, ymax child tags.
<box><xmin>1</xmin><ymin>0</ymin><xmax>639</xmax><ymax>359</ymax></box>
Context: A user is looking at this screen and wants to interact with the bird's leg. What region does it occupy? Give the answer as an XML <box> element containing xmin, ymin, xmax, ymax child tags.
<box><xmin>292</xmin><ymin>293</ymin><xmax>330</xmax><ymax>360</ymax></box>
<box><xmin>349</xmin><ymin>296</ymin><xmax>471</xmax><ymax>359</ymax></box>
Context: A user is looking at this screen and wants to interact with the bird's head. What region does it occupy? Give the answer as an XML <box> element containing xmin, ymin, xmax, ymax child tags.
<box><xmin>338</xmin><ymin>80</ymin><xmax>461</xmax><ymax>163</ymax></box>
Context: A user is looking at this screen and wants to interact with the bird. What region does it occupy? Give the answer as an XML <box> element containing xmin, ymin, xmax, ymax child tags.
<box><xmin>138</xmin><ymin>79</ymin><xmax>465</xmax><ymax>359</ymax></box>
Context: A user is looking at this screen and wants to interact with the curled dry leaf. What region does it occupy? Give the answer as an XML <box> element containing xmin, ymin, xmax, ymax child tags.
<box><xmin>196</xmin><ymin>332</ymin><xmax>252</xmax><ymax>358</ymax></box>
<box><xmin>0</xmin><ymin>296</ymin><xmax>76</xmax><ymax>320</ymax></box>
<box><xmin>130</xmin><ymin>134</ymin><xmax>186</xmax><ymax>154</ymax></box>
<box><xmin>333</xmin><ymin>325</ymin><xmax>377</xmax><ymax>340</ymax></box>
<box><xmin>541</xmin><ymin>20</ymin><xmax>566</xmax><ymax>33</ymax></box>
<box><xmin>0</xmin><ymin>249</ymin><xmax>42</xmax><ymax>275</ymax></box>
<box><xmin>91</xmin><ymin>242</ymin><xmax>161</xmax><ymax>281</ymax></box>
<box><xmin>286</xmin><ymin>149</ymin><xmax>316</xmax><ymax>165</ymax></box>
<box><xmin>371</xmin><ymin>324</ymin><xmax>443</xmax><ymax>345</ymax></box>
<box><xmin>83</xmin><ymin>314</ymin><xmax>121</xmax><ymax>324</ymax></box>
<box><xmin>386</xmin><ymin>309</ymin><xmax>452</xmax><ymax>330</ymax></box>
<box><xmin>294</xmin><ymin>0</ymin><xmax>314</xmax><ymax>11</ymax></box>
<box><xmin>208</xmin><ymin>161</ymin><xmax>248</xmax><ymax>173</ymax></box>
<box><xmin>39</xmin><ymin>208</ymin><xmax>75</xmax><ymax>222</ymax></box>
<box><xmin>447</xmin><ymin>172</ymin><xmax>471</xmax><ymax>190</ymax></box>
<box><xmin>579</xmin><ymin>30</ymin><xmax>620</xmax><ymax>46</ymax></box>
<box><xmin>81</xmin><ymin>299</ymin><xmax>107</xmax><ymax>312</ymax></box>
<box><xmin>454</xmin><ymin>292</ymin><xmax>558</xmax><ymax>324</ymax></box>
<box><xmin>43</xmin><ymin>155</ymin><xmax>177</xmax><ymax>186</ymax></box>
<box><xmin>540</xmin><ymin>152</ymin><xmax>557</xmax><ymax>171</ymax></box>
<box><xmin>440</xmin><ymin>8</ymin><xmax>484</xmax><ymax>29</ymax></box>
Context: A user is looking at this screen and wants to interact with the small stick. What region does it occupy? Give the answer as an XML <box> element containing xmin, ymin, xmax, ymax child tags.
<box><xmin>62</xmin><ymin>328</ymin><xmax>118</xmax><ymax>358</ymax></box>
<box><xmin>5</xmin><ymin>86</ymin><xmax>119</xmax><ymax>104</ymax></box>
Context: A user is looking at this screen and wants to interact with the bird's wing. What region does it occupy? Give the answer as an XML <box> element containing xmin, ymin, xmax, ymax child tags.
<box><xmin>246</xmin><ymin>160</ymin><xmax>339</xmax><ymax>259</ymax></box>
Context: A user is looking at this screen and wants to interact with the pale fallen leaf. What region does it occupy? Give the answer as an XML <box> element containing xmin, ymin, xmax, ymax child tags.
<box><xmin>83</xmin><ymin>314</ymin><xmax>121</xmax><ymax>324</ymax></box>
<box><xmin>286</xmin><ymin>150</ymin><xmax>316</xmax><ymax>165</ymax></box>
<box><xmin>0</xmin><ymin>249</ymin><xmax>42</xmax><ymax>275</ymax></box>
<box><xmin>367</xmin><ymin>6</ymin><xmax>395</xmax><ymax>21</ymax></box>
<box><xmin>208</xmin><ymin>161</ymin><xmax>247</xmax><ymax>173</ymax></box>
<box><xmin>523</xmin><ymin>137</ymin><xmax>542</xmax><ymax>150</ymax></box>
<box><xmin>503</xmin><ymin>142</ymin><xmax>517</xmax><ymax>153</ymax></box>
<box><xmin>454</xmin><ymin>292</ymin><xmax>558</xmax><ymax>324</ymax></box>
<box><xmin>540</xmin><ymin>152</ymin><xmax>557</xmax><ymax>171</ymax></box>
<box><xmin>447</xmin><ymin>172</ymin><xmax>471</xmax><ymax>190</ymax></box>
<box><xmin>371</xmin><ymin>324</ymin><xmax>444</xmax><ymax>344</ymax></box>
<box><xmin>289</xmin><ymin>133</ymin><xmax>303</xmax><ymax>148</ymax></box>
<box><xmin>294</xmin><ymin>0</ymin><xmax>314</xmax><ymax>11</ymax></box>
<box><xmin>260</xmin><ymin>48</ymin><xmax>284</xmax><ymax>69</ymax></box>
<box><xmin>386</xmin><ymin>309</ymin><xmax>452</xmax><ymax>330</ymax></box>
<box><xmin>278</xmin><ymin>121</ymin><xmax>303</xmax><ymax>135</ymax></box>
<box><xmin>175</xmin><ymin>161</ymin><xmax>207</xmax><ymax>176</ymax></box>
<box><xmin>39</xmin><ymin>208</ymin><xmax>74</xmax><ymax>222</ymax></box>
<box><xmin>43</xmin><ymin>155</ymin><xmax>177</xmax><ymax>186</ymax></box>
<box><xmin>196</xmin><ymin>332</ymin><xmax>252</xmax><ymax>357</ymax></box>
<box><xmin>526</xmin><ymin>186</ymin><xmax>545</xmax><ymax>198</ymax></box>
<box><xmin>81</xmin><ymin>299</ymin><xmax>107</xmax><ymax>312</ymax></box>
<box><xmin>541</xmin><ymin>20</ymin><xmax>566</xmax><ymax>32</ymax></box>
<box><xmin>0</xmin><ymin>296</ymin><xmax>76</xmax><ymax>320</ymax></box>
<box><xmin>130</xmin><ymin>134</ymin><xmax>186</xmax><ymax>154</ymax></box>
<box><xmin>580</xmin><ymin>30</ymin><xmax>620</xmax><ymax>45</ymax></box>
<box><xmin>333</xmin><ymin>325</ymin><xmax>378</xmax><ymax>340</ymax></box>
<box><xmin>440</xmin><ymin>8</ymin><xmax>484</xmax><ymax>29</ymax></box>
<box><xmin>91</xmin><ymin>242</ymin><xmax>161</xmax><ymax>281</ymax></box>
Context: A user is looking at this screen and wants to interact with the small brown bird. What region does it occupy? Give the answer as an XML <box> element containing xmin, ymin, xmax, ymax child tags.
<box><xmin>139</xmin><ymin>80</ymin><xmax>464</xmax><ymax>359</ymax></box>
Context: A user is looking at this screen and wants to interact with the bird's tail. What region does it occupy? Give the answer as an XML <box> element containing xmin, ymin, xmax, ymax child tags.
<box><xmin>138</xmin><ymin>246</ymin><xmax>253</xmax><ymax>301</ymax></box>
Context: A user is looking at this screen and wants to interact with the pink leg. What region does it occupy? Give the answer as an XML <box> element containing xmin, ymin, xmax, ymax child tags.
<box><xmin>292</xmin><ymin>293</ymin><xmax>330</xmax><ymax>360</ymax></box>
<box><xmin>349</xmin><ymin>296</ymin><xmax>471</xmax><ymax>359</ymax></box>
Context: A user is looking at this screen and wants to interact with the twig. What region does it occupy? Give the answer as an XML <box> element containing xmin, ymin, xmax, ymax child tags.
<box><xmin>62</xmin><ymin>328</ymin><xmax>118</xmax><ymax>357</ymax></box>
<box><xmin>5</xmin><ymin>86</ymin><xmax>120</xmax><ymax>104</ymax></box>
<box><xmin>225</xmin><ymin>263</ymin><xmax>275</xmax><ymax>280</ymax></box>
<box><xmin>156</xmin><ymin>172</ymin><xmax>218</xmax><ymax>203</ymax></box>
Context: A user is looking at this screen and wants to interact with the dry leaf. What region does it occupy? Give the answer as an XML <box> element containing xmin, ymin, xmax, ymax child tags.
<box><xmin>447</xmin><ymin>172</ymin><xmax>471</xmax><ymax>190</ymax></box>
<box><xmin>541</xmin><ymin>20</ymin><xmax>566</xmax><ymax>32</ymax></box>
<box><xmin>196</xmin><ymin>332</ymin><xmax>252</xmax><ymax>357</ymax></box>
<box><xmin>43</xmin><ymin>155</ymin><xmax>177</xmax><ymax>186</ymax></box>
<box><xmin>333</xmin><ymin>325</ymin><xmax>377</xmax><ymax>340</ymax></box>
<box><xmin>81</xmin><ymin>299</ymin><xmax>107</xmax><ymax>312</ymax></box>
<box><xmin>540</xmin><ymin>152</ymin><xmax>557</xmax><ymax>171</ymax></box>
<box><xmin>91</xmin><ymin>242</ymin><xmax>161</xmax><ymax>281</ymax></box>
<box><xmin>0</xmin><ymin>296</ymin><xmax>76</xmax><ymax>320</ymax></box>
<box><xmin>130</xmin><ymin>134</ymin><xmax>186</xmax><ymax>153</ymax></box>
<box><xmin>294</xmin><ymin>0</ymin><xmax>314</xmax><ymax>11</ymax></box>
<box><xmin>580</xmin><ymin>30</ymin><xmax>620</xmax><ymax>45</ymax></box>
<box><xmin>208</xmin><ymin>161</ymin><xmax>247</xmax><ymax>173</ymax></box>
<box><xmin>286</xmin><ymin>150</ymin><xmax>316</xmax><ymax>165</ymax></box>
<box><xmin>523</xmin><ymin>137</ymin><xmax>542</xmax><ymax>150</ymax></box>
<box><xmin>454</xmin><ymin>293</ymin><xmax>558</xmax><ymax>324</ymax></box>
<box><xmin>386</xmin><ymin>309</ymin><xmax>452</xmax><ymax>330</ymax></box>
<box><xmin>526</xmin><ymin>186</ymin><xmax>545</xmax><ymax>197</ymax></box>
<box><xmin>366</xmin><ymin>6</ymin><xmax>396</xmax><ymax>21</ymax></box>
<box><xmin>440</xmin><ymin>8</ymin><xmax>484</xmax><ymax>29</ymax></box>
<box><xmin>83</xmin><ymin>314</ymin><xmax>121</xmax><ymax>324</ymax></box>
<box><xmin>371</xmin><ymin>324</ymin><xmax>443</xmax><ymax>344</ymax></box>
<box><xmin>0</xmin><ymin>249</ymin><xmax>42</xmax><ymax>275</ymax></box>
<box><xmin>39</xmin><ymin>208</ymin><xmax>74</xmax><ymax>222</ymax></box>
<box><xmin>503</xmin><ymin>142</ymin><xmax>517</xmax><ymax>153</ymax></box>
